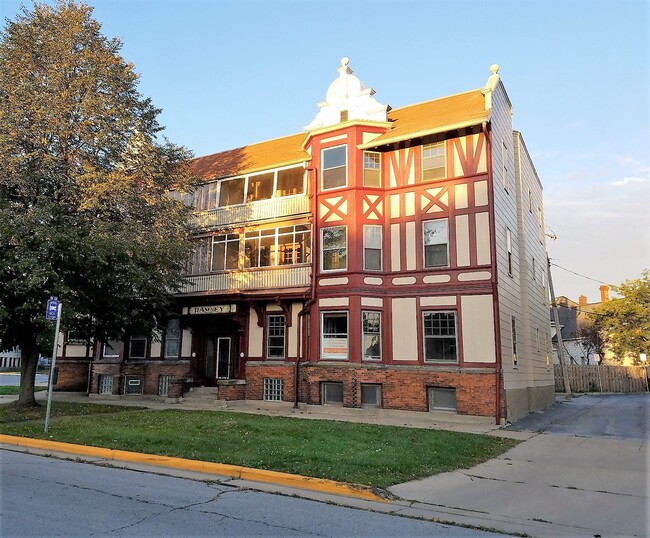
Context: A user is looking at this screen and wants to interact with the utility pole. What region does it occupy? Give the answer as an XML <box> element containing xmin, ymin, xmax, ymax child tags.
<box><xmin>547</xmin><ymin>256</ymin><xmax>571</xmax><ymax>395</ymax></box>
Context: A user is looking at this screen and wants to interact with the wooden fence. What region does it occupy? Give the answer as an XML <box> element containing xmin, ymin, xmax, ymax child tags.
<box><xmin>554</xmin><ymin>364</ymin><xmax>650</xmax><ymax>393</ymax></box>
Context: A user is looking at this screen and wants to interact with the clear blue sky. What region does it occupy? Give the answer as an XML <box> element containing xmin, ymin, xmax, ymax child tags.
<box><xmin>3</xmin><ymin>0</ymin><xmax>649</xmax><ymax>300</ymax></box>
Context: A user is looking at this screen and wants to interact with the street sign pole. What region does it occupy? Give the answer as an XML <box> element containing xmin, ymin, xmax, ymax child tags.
<box><xmin>44</xmin><ymin>301</ymin><xmax>62</xmax><ymax>433</ymax></box>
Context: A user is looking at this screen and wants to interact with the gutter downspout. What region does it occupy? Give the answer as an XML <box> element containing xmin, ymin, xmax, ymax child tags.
<box><xmin>295</xmin><ymin>165</ymin><xmax>318</xmax><ymax>408</ymax></box>
<box><xmin>484</xmin><ymin>121</ymin><xmax>503</xmax><ymax>425</ymax></box>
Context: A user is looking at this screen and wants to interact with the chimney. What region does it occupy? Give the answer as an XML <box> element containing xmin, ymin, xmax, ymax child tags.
<box><xmin>578</xmin><ymin>295</ymin><xmax>587</xmax><ymax>307</ymax></box>
<box><xmin>599</xmin><ymin>285</ymin><xmax>609</xmax><ymax>303</ymax></box>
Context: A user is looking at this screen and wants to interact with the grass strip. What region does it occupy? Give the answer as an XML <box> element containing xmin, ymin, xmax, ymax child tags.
<box><xmin>0</xmin><ymin>386</ymin><xmax>47</xmax><ymax>396</ymax></box>
<box><xmin>0</xmin><ymin>403</ymin><xmax>517</xmax><ymax>488</ymax></box>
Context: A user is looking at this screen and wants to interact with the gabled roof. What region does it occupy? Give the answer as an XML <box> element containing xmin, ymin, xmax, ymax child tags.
<box><xmin>190</xmin><ymin>89</ymin><xmax>490</xmax><ymax>181</ymax></box>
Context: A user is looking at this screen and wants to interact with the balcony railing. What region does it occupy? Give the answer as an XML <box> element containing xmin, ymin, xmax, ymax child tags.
<box><xmin>191</xmin><ymin>195</ymin><xmax>310</xmax><ymax>229</ymax></box>
<box><xmin>177</xmin><ymin>266</ymin><xmax>311</xmax><ymax>295</ymax></box>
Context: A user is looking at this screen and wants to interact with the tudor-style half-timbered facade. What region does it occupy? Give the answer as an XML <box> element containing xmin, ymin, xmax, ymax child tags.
<box><xmin>55</xmin><ymin>59</ymin><xmax>554</xmax><ymax>422</ymax></box>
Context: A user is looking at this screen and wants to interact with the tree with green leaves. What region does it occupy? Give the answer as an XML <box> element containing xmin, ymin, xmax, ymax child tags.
<box><xmin>594</xmin><ymin>271</ymin><xmax>650</xmax><ymax>365</ymax></box>
<box><xmin>0</xmin><ymin>1</ymin><xmax>196</xmax><ymax>407</ymax></box>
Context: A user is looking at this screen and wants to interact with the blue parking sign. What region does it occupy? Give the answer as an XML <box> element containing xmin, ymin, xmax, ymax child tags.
<box><xmin>46</xmin><ymin>296</ymin><xmax>60</xmax><ymax>320</ymax></box>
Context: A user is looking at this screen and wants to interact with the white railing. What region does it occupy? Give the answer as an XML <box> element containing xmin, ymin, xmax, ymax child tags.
<box><xmin>178</xmin><ymin>266</ymin><xmax>311</xmax><ymax>294</ymax></box>
<box><xmin>192</xmin><ymin>195</ymin><xmax>310</xmax><ymax>228</ymax></box>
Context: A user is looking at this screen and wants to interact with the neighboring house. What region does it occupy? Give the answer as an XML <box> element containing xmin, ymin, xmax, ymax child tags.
<box><xmin>0</xmin><ymin>346</ymin><xmax>21</xmax><ymax>369</ymax></box>
<box><xmin>551</xmin><ymin>285</ymin><xmax>621</xmax><ymax>365</ymax></box>
<box><xmin>55</xmin><ymin>59</ymin><xmax>553</xmax><ymax>422</ymax></box>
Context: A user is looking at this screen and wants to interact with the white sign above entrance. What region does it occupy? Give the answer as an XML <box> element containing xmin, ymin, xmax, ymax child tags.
<box><xmin>187</xmin><ymin>304</ymin><xmax>237</xmax><ymax>315</ymax></box>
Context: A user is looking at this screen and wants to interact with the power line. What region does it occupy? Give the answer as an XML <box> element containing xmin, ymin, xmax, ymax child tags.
<box><xmin>550</xmin><ymin>262</ymin><xmax>612</xmax><ymax>286</ymax></box>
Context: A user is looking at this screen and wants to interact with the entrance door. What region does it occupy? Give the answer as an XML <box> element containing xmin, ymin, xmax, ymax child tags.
<box><xmin>205</xmin><ymin>336</ymin><xmax>231</xmax><ymax>381</ymax></box>
<box><xmin>216</xmin><ymin>337</ymin><xmax>231</xmax><ymax>379</ymax></box>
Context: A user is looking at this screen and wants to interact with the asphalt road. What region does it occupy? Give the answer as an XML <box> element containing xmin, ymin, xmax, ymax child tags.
<box><xmin>0</xmin><ymin>450</ymin><xmax>506</xmax><ymax>537</ymax></box>
<box><xmin>0</xmin><ymin>373</ymin><xmax>49</xmax><ymax>386</ymax></box>
<box><xmin>506</xmin><ymin>392</ymin><xmax>649</xmax><ymax>439</ymax></box>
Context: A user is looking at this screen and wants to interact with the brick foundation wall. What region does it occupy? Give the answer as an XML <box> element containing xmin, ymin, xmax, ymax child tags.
<box><xmin>245</xmin><ymin>362</ymin><xmax>497</xmax><ymax>416</ymax></box>
<box><xmin>246</xmin><ymin>363</ymin><xmax>295</xmax><ymax>402</ymax></box>
<box><xmin>90</xmin><ymin>361</ymin><xmax>190</xmax><ymax>396</ymax></box>
<box><xmin>217</xmin><ymin>381</ymin><xmax>247</xmax><ymax>400</ymax></box>
<box><xmin>53</xmin><ymin>360</ymin><xmax>91</xmax><ymax>392</ymax></box>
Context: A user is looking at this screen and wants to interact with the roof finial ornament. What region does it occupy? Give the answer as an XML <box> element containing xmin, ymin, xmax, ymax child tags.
<box><xmin>490</xmin><ymin>64</ymin><xmax>499</xmax><ymax>75</ymax></box>
<box><xmin>338</xmin><ymin>56</ymin><xmax>352</xmax><ymax>76</ymax></box>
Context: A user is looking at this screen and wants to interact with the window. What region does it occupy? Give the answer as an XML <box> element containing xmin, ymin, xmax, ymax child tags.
<box><xmin>545</xmin><ymin>333</ymin><xmax>550</xmax><ymax>368</ymax></box>
<box><xmin>98</xmin><ymin>375</ymin><xmax>113</xmax><ymax>395</ymax></box>
<box><xmin>263</xmin><ymin>378</ymin><xmax>284</xmax><ymax>401</ymax></box>
<box><xmin>511</xmin><ymin>316</ymin><xmax>518</xmax><ymax>367</ymax></box>
<box><xmin>218</xmin><ymin>177</ymin><xmax>245</xmax><ymax>207</ymax></box>
<box><xmin>188</xmin><ymin>237</ymin><xmax>210</xmax><ymax>274</ymax></box>
<box><xmin>322</xmin><ymin>145</ymin><xmax>347</xmax><ymax>190</ymax></box>
<box><xmin>532</xmin><ymin>257</ymin><xmax>536</xmax><ymax>281</ymax></box>
<box><xmin>276</xmin><ymin>168</ymin><xmax>304</xmax><ymax>197</ymax></box>
<box><xmin>428</xmin><ymin>387</ymin><xmax>457</xmax><ymax>411</ymax></box>
<box><xmin>164</xmin><ymin>319</ymin><xmax>180</xmax><ymax>359</ymax></box>
<box><xmin>193</xmin><ymin>182</ymin><xmax>218</xmax><ymax>210</ymax></box>
<box><xmin>423</xmin><ymin>312</ymin><xmax>457</xmax><ymax>362</ymax></box>
<box><xmin>537</xmin><ymin>206</ymin><xmax>544</xmax><ymax>242</ymax></box>
<box><xmin>103</xmin><ymin>339</ymin><xmax>120</xmax><ymax>358</ymax></box>
<box><xmin>502</xmin><ymin>140</ymin><xmax>509</xmax><ymax>192</ymax></box>
<box><xmin>244</xmin><ymin>225</ymin><xmax>311</xmax><ymax>268</ymax></box>
<box><xmin>422</xmin><ymin>142</ymin><xmax>445</xmax><ymax>181</ymax></box>
<box><xmin>321</xmin><ymin>312</ymin><xmax>348</xmax><ymax>359</ymax></box>
<box><xmin>158</xmin><ymin>375</ymin><xmax>172</xmax><ymax>397</ymax></box>
<box><xmin>536</xmin><ymin>328</ymin><xmax>540</xmax><ymax>352</ymax></box>
<box><xmin>506</xmin><ymin>227</ymin><xmax>513</xmax><ymax>276</ymax></box>
<box><xmin>211</xmin><ymin>234</ymin><xmax>240</xmax><ymax>271</ymax></box>
<box><xmin>321</xmin><ymin>226</ymin><xmax>347</xmax><ymax>271</ymax></box>
<box><xmin>363</xmin><ymin>151</ymin><xmax>381</xmax><ymax>187</ymax></box>
<box><xmin>267</xmin><ymin>315</ymin><xmax>286</xmax><ymax>359</ymax></box>
<box><xmin>423</xmin><ymin>219</ymin><xmax>449</xmax><ymax>268</ymax></box>
<box><xmin>528</xmin><ymin>188</ymin><xmax>533</xmax><ymax>212</ymax></box>
<box><xmin>363</xmin><ymin>225</ymin><xmax>382</xmax><ymax>271</ymax></box>
<box><xmin>124</xmin><ymin>375</ymin><xmax>144</xmax><ymax>395</ymax></box>
<box><xmin>340</xmin><ymin>109</ymin><xmax>348</xmax><ymax>122</ymax></box>
<box><xmin>321</xmin><ymin>382</ymin><xmax>343</xmax><ymax>405</ymax></box>
<box><xmin>362</xmin><ymin>311</ymin><xmax>381</xmax><ymax>361</ymax></box>
<box><xmin>361</xmin><ymin>384</ymin><xmax>382</xmax><ymax>408</ymax></box>
<box><xmin>247</xmin><ymin>172</ymin><xmax>274</xmax><ymax>202</ymax></box>
<box><xmin>129</xmin><ymin>334</ymin><xmax>147</xmax><ymax>359</ymax></box>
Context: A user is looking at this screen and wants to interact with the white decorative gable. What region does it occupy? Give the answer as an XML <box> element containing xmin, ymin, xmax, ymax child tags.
<box><xmin>305</xmin><ymin>57</ymin><xmax>389</xmax><ymax>131</ymax></box>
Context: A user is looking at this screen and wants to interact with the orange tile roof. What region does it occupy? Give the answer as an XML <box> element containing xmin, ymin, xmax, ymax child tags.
<box><xmin>191</xmin><ymin>89</ymin><xmax>489</xmax><ymax>180</ymax></box>
<box><xmin>191</xmin><ymin>132</ymin><xmax>309</xmax><ymax>180</ymax></box>
<box><xmin>372</xmin><ymin>89</ymin><xmax>490</xmax><ymax>147</ymax></box>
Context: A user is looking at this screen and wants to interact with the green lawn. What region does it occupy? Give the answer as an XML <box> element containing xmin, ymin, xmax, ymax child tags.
<box><xmin>0</xmin><ymin>402</ymin><xmax>518</xmax><ymax>489</ymax></box>
<box><xmin>0</xmin><ymin>386</ymin><xmax>47</xmax><ymax>396</ymax></box>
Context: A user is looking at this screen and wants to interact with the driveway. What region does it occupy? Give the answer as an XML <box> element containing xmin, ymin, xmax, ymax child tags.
<box><xmin>390</xmin><ymin>394</ymin><xmax>649</xmax><ymax>537</ymax></box>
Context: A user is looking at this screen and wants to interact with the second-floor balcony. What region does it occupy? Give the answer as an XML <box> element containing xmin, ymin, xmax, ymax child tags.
<box><xmin>177</xmin><ymin>265</ymin><xmax>311</xmax><ymax>295</ymax></box>
<box><xmin>191</xmin><ymin>194</ymin><xmax>310</xmax><ymax>230</ymax></box>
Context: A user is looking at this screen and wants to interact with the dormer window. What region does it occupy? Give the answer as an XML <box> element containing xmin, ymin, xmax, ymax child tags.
<box><xmin>340</xmin><ymin>110</ymin><xmax>348</xmax><ymax>122</ymax></box>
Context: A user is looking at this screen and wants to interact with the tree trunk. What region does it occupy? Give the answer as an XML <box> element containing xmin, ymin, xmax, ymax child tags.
<box><xmin>17</xmin><ymin>342</ymin><xmax>39</xmax><ymax>407</ymax></box>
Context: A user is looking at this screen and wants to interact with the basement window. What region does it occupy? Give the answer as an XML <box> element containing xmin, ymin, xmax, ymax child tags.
<box><xmin>428</xmin><ymin>387</ymin><xmax>456</xmax><ymax>411</ymax></box>
<box><xmin>321</xmin><ymin>382</ymin><xmax>343</xmax><ymax>405</ymax></box>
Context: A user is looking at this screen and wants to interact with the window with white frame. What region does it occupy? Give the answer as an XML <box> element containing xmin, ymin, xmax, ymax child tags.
<box><xmin>276</xmin><ymin>167</ymin><xmax>305</xmax><ymax>197</ymax></box>
<box><xmin>245</xmin><ymin>225</ymin><xmax>311</xmax><ymax>268</ymax></box>
<box><xmin>263</xmin><ymin>378</ymin><xmax>284</xmax><ymax>401</ymax></box>
<box><xmin>192</xmin><ymin>182</ymin><xmax>219</xmax><ymax>211</ymax></box>
<box><xmin>423</xmin><ymin>312</ymin><xmax>457</xmax><ymax>362</ymax></box>
<box><xmin>363</xmin><ymin>151</ymin><xmax>381</xmax><ymax>187</ymax></box>
<box><xmin>321</xmin><ymin>312</ymin><xmax>348</xmax><ymax>359</ymax></box>
<box><xmin>511</xmin><ymin>316</ymin><xmax>518</xmax><ymax>367</ymax></box>
<box><xmin>211</xmin><ymin>233</ymin><xmax>240</xmax><ymax>271</ymax></box>
<box><xmin>321</xmin><ymin>226</ymin><xmax>347</xmax><ymax>271</ymax></box>
<box><xmin>103</xmin><ymin>339</ymin><xmax>120</xmax><ymax>358</ymax></box>
<box><xmin>362</xmin><ymin>311</ymin><xmax>381</xmax><ymax>361</ymax></box>
<box><xmin>322</xmin><ymin>145</ymin><xmax>347</xmax><ymax>190</ymax></box>
<box><xmin>506</xmin><ymin>227</ymin><xmax>513</xmax><ymax>276</ymax></box>
<box><xmin>219</xmin><ymin>177</ymin><xmax>246</xmax><ymax>207</ymax></box>
<box><xmin>267</xmin><ymin>314</ymin><xmax>286</xmax><ymax>359</ymax></box>
<box><xmin>363</xmin><ymin>225</ymin><xmax>382</xmax><ymax>271</ymax></box>
<box><xmin>423</xmin><ymin>219</ymin><xmax>449</xmax><ymax>268</ymax></box>
<box><xmin>422</xmin><ymin>142</ymin><xmax>445</xmax><ymax>181</ymax></box>
<box><xmin>246</xmin><ymin>172</ymin><xmax>274</xmax><ymax>203</ymax></box>
<box><xmin>129</xmin><ymin>334</ymin><xmax>147</xmax><ymax>359</ymax></box>
<box><xmin>164</xmin><ymin>319</ymin><xmax>180</xmax><ymax>359</ymax></box>
<box><xmin>502</xmin><ymin>140</ymin><xmax>509</xmax><ymax>192</ymax></box>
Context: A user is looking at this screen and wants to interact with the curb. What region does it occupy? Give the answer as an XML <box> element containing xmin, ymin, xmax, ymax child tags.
<box><xmin>0</xmin><ymin>434</ymin><xmax>386</xmax><ymax>503</ymax></box>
